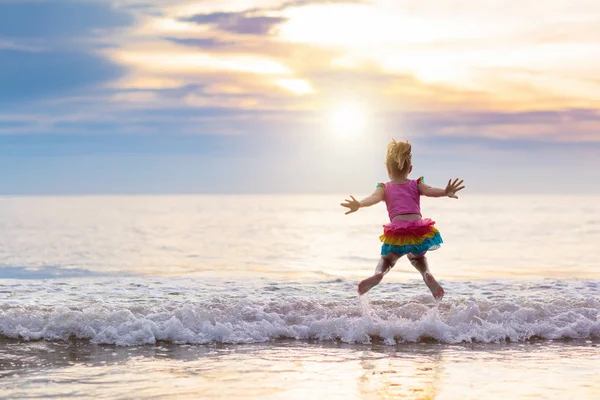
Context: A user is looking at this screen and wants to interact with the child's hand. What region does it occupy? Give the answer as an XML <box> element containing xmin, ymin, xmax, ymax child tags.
<box><xmin>341</xmin><ymin>195</ymin><xmax>361</xmax><ymax>215</ymax></box>
<box><xmin>444</xmin><ymin>179</ymin><xmax>465</xmax><ymax>199</ymax></box>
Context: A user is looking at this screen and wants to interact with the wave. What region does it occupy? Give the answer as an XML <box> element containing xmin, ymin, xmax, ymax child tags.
<box><xmin>1</xmin><ymin>295</ymin><xmax>599</xmax><ymax>346</ymax></box>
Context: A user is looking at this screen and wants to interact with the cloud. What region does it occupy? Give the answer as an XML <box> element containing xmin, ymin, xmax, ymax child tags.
<box><xmin>0</xmin><ymin>1</ymin><xmax>135</xmax><ymax>104</ymax></box>
<box><xmin>0</xmin><ymin>49</ymin><xmax>126</xmax><ymax>103</ymax></box>
<box><xmin>177</xmin><ymin>0</ymin><xmax>364</xmax><ymax>35</ymax></box>
<box><xmin>0</xmin><ymin>39</ymin><xmax>43</xmax><ymax>52</ymax></box>
<box><xmin>277</xmin><ymin>0</ymin><xmax>366</xmax><ymax>8</ymax></box>
<box><xmin>163</xmin><ymin>37</ymin><xmax>235</xmax><ymax>49</ymax></box>
<box><xmin>401</xmin><ymin>109</ymin><xmax>600</xmax><ymax>142</ymax></box>
<box><xmin>183</xmin><ymin>12</ymin><xmax>287</xmax><ymax>35</ymax></box>
<box><xmin>0</xmin><ymin>0</ymin><xmax>133</xmax><ymax>39</ymax></box>
<box><xmin>0</xmin><ymin>120</ymin><xmax>30</xmax><ymax>129</ymax></box>
<box><xmin>3</xmin><ymin>0</ymin><xmax>600</xmax><ymax>145</ymax></box>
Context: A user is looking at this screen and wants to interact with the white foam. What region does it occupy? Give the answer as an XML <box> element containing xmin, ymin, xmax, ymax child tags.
<box><xmin>1</xmin><ymin>292</ymin><xmax>598</xmax><ymax>346</ymax></box>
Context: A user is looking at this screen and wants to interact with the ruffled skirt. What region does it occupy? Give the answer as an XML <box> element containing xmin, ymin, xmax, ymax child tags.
<box><xmin>380</xmin><ymin>218</ymin><xmax>443</xmax><ymax>257</ymax></box>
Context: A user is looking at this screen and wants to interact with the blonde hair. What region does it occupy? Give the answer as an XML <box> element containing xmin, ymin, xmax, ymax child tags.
<box><xmin>386</xmin><ymin>139</ymin><xmax>412</xmax><ymax>177</ymax></box>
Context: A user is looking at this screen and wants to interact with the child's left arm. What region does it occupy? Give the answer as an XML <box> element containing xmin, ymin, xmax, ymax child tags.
<box><xmin>419</xmin><ymin>178</ymin><xmax>465</xmax><ymax>199</ymax></box>
<box><xmin>341</xmin><ymin>186</ymin><xmax>385</xmax><ymax>215</ymax></box>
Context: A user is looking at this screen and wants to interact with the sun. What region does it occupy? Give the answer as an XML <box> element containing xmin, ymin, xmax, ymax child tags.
<box><xmin>331</xmin><ymin>104</ymin><xmax>367</xmax><ymax>137</ymax></box>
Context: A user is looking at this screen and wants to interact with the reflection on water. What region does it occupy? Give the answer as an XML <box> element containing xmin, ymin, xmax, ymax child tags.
<box><xmin>1</xmin><ymin>340</ymin><xmax>599</xmax><ymax>399</ymax></box>
<box><xmin>358</xmin><ymin>349</ymin><xmax>443</xmax><ymax>400</ymax></box>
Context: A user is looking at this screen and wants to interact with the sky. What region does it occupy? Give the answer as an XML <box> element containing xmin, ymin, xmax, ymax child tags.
<box><xmin>1</xmin><ymin>0</ymin><xmax>599</xmax><ymax>194</ymax></box>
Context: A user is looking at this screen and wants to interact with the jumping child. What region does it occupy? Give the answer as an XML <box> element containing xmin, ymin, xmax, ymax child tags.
<box><xmin>340</xmin><ymin>139</ymin><xmax>465</xmax><ymax>299</ymax></box>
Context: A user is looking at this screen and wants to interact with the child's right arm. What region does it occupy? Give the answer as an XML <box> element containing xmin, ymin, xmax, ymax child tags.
<box><xmin>419</xmin><ymin>178</ymin><xmax>465</xmax><ymax>199</ymax></box>
<box><xmin>340</xmin><ymin>186</ymin><xmax>385</xmax><ymax>215</ymax></box>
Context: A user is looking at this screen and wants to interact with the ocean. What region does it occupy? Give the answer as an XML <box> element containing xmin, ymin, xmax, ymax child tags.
<box><xmin>1</xmin><ymin>195</ymin><xmax>599</xmax><ymax>399</ymax></box>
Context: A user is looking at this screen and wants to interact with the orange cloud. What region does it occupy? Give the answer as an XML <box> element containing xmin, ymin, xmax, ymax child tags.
<box><xmin>98</xmin><ymin>0</ymin><xmax>600</xmax><ymax>141</ymax></box>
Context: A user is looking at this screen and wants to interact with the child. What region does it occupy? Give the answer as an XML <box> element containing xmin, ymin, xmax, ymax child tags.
<box><xmin>340</xmin><ymin>139</ymin><xmax>464</xmax><ymax>299</ymax></box>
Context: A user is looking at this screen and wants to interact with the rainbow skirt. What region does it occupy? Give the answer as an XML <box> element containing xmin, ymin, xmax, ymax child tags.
<box><xmin>380</xmin><ymin>218</ymin><xmax>443</xmax><ymax>257</ymax></box>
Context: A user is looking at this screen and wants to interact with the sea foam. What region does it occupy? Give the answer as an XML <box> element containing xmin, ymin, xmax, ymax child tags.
<box><xmin>1</xmin><ymin>282</ymin><xmax>598</xmax><ymax>346</ymax></box>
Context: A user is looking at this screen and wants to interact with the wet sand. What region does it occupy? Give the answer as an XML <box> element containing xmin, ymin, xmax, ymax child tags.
<box><xmin>2</xmin><ymin>338</ymin><xmax>599</xmax><ymax>399</ymax></box>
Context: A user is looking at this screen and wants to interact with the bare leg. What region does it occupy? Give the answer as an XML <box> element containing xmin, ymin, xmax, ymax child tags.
<box><xmin>358</xmin><ymin>254</ymin><xmax>400</xmax><ymax>295</ymax></box>
<box><xmin>407</xmin><ymin>253</ymin><xmax>445</xmax><ymax>300</ymax></box>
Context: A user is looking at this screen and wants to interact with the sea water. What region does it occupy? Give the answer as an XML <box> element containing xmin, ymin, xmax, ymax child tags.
<box><xmin>1</xmin><ymin>195</ymin><xmax>599</xmax><ymax>399</ymax></box>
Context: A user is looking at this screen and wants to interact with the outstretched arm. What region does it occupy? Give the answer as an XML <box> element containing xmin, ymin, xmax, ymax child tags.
<box><xmin>340</xmin><ymin>186</ymin><xmax>385</xmax><ymax>215</ymax></box>
<box><xmin>419</xmin><ymin>178</ymin><xmax>465</xmax><ymax>199</ymax></box>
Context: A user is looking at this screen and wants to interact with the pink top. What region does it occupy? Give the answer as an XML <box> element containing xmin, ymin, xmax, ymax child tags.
<box><xmin>378</xmin><ymin>177</ymin><xmax>424</xmax><ymax>220</ymax></box>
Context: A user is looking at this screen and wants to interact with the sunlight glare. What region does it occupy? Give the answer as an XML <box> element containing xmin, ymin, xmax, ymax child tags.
<box><xmin>331</xmin><ymin>104</ymin><xmax>367</xmax><ymax>138</ymax></box>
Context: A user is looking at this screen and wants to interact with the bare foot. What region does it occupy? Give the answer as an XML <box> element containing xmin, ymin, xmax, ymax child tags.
<box><xmin>358</xmin><ymin>273</ymin><xmax>384</xmax><ymax>295</ymax></box>
<box><xmin>424</xmin><ymin>272</ymin><xmax>444</xmax><ymax>300</ymax></box>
